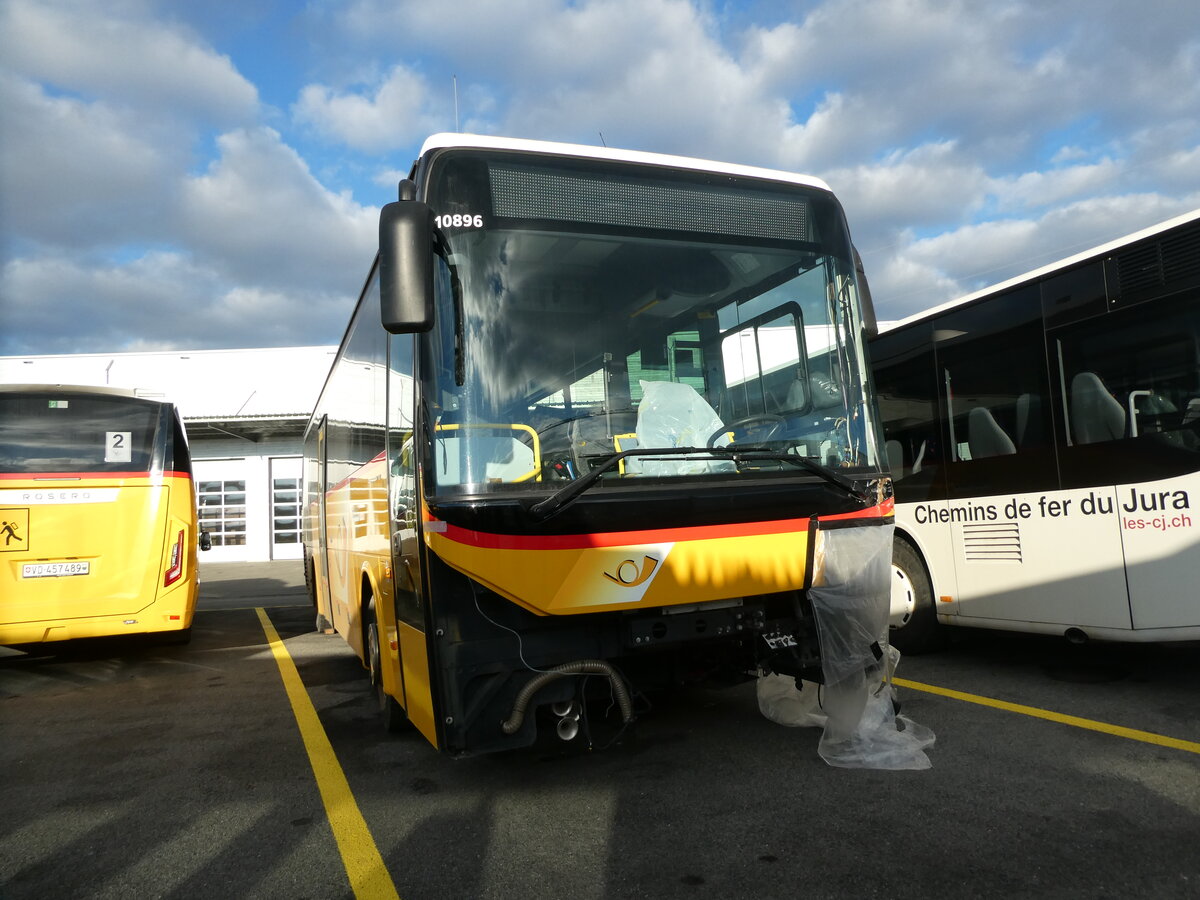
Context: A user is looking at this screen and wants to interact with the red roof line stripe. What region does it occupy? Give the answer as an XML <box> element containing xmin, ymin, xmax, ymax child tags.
<box><xmin>0</xmin><ymin>470</ymin><xmax>192</xmax><ymax>481</ymax></box>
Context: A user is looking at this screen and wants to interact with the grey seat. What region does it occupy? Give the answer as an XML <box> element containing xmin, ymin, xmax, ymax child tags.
<box><xmin>1070</xmin><ymin>372</ymin><xmax>1125</xmax><ymax>444</ymax></box>
<box><xmin>967</xmin><ymin>407</ymin><xmax>1016</xmax><ymax>458</ymax></box>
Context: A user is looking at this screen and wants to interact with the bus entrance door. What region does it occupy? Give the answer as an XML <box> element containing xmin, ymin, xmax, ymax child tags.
<box><xmin>1122</xmin><ymin>473</ymin><xmax>1200</xmax><ymax>630</ymax></box>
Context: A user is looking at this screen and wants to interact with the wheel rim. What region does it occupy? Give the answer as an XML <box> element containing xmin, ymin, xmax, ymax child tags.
<box><xmin>889</xmin><ymin>563</ymin><xmax>916</xmax><ymax>629</ymax></box>
<box><xmin>367</xmin><ymin>621</ymin><xmax>381</xmax><ymax>686</ymax></box>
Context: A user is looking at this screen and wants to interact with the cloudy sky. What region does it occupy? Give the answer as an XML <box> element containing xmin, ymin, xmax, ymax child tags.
<box><xmin>2</xmin><ymin>0</ymin><xmax>1198</xmax><ymax>356</ymax></box>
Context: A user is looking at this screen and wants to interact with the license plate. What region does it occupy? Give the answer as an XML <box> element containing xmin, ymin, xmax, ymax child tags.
<box><xmin>22</xmin><ymin>561</ymin><xmax>90</xmax><ymax>578</ymax></box>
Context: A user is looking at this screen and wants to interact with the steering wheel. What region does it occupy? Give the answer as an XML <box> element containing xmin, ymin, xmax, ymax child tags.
<box><xmin>707</xmin><ymin>414</ymin><xmax>786</xmax><ymax>447</ymax></box>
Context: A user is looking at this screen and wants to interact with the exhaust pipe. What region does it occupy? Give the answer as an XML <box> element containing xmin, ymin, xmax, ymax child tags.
<box><xmin>1064</xmin><ymin>627</ymin><xmax>1089</xmax><ymax>645</ymax></box>
<box><xmin>555</xmin><ymin>702</ymin><xmax>581</xmax><ymax>741</ymax></box>
<box><xmin>501</xmin><ymin>660</ymin><xmax>634</xmax><ymax>735</ymax></box>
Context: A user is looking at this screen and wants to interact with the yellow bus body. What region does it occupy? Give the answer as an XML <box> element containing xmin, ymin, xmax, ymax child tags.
<box><xmin>0</xmin><ymin>472</ymin><xmax>199</xmax><ymax>644</ymax></box>
<box><xmin>1</xmin><ymin>384</ymin><xmax>201</xmax><ymax>647</ymax></box>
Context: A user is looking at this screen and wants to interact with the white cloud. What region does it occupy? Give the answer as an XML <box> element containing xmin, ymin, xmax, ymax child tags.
<box><xmin>869</xmin><ymin>252</ymin><xmax>964</xmax><ymax>323</ymax></box>
<box><xmin>293</xmin><ymin>64</ymin><xmax>441</xmax><ymax>153</ymax></box>
<box><xmin>989</xmin><ymin>160</ymin><xmax>1125</xmax><ymax>215</ymax></box>
<box><xmin>824</xmin><ymin>142</ymin><xmax>989</xmax><ymax>231</ymax></box>
<box><xmin>0</xmin><ymin>249</ymin><xmax>357</xmax><ymax>356</ymax></box>
<box><xmin>373</xmin><ymin>168</ymin><xmax>410</xmax><ymax>189</ymax></box>
<box><xmin>0</xmin><ymin>0</ymin><xmax>258</xmax><ymax>123</ymax></box>
<box><xmin>0</xmin><ymin>121</ymin><xmax>379</xmax><ymax>354</ymax></box>
<box><xmin>4</xmin><ymin>0</ymin><xmax>1200</xmax><ymax>357</ymax></box>
<box><xmin>178</xmin><ymin>127</ymin><xmax>378</xmax><ymax>294</ymax></box>
<box><xmin>869</xmin><ymin>193</ymin><xmax>1200</xmax><ymax>321</ymax></box>
<box><xmin>311</xmin><ymin>0</ymin><xmax>785</xmax><ymax>163</ymax></box>
<box><xmin>1</xmin><ymin>252</ymin><xmax>219</xmax><ymax>354</ymax></box>
<box><xmin>0</xmin><ymin>74</ymin><xmax>180</xmax><ymax>250</ymax></box>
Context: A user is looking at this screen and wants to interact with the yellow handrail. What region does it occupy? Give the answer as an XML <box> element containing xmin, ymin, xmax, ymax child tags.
<box><xmin>434</xmin><ymin>423</ymin><xmax>542</xmax><ymax>482</ymax></box>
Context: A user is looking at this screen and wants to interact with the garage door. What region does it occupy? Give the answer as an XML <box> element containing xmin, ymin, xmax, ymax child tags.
<box><xmin>194</xmin><ymin>458</ymin><xmax>250</xmax><ymax>562</ymax></box>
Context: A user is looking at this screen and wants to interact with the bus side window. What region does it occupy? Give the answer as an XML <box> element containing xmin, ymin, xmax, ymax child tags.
<box><xmin>934</xmin><ymin>284</ymin><xmax>1057</xmax><ymax>498</ymax></box>
<box><xmin>1051</xmin><ymin>288</ymin><xmax>1199</xmax><ymax>484</ymax></box>
<box><xmin>870</xmin><ymin>321</ymin><xmax>945</xmax><ymax>502</ymax></box>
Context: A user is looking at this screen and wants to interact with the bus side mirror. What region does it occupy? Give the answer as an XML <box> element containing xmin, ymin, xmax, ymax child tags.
<box><xmin>199</xmin><ymin>531</ymin><xmax>212</xmax><ymax>552</ymax></box>
<box><xmin>379</xmin><ymin>200</ymin><xmax>435</xmax><ymax>333</ymax></box>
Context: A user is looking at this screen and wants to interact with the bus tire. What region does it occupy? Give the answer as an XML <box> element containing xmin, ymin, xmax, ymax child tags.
<box><xmin>888</xmin><ymin>538</ymin><xmax>943</xmax><ymax>654</ymax></box>
<box><xmin>365</xmin><ymin>602</ymin><xmax>409</xmax><ymax>734</ymax></box>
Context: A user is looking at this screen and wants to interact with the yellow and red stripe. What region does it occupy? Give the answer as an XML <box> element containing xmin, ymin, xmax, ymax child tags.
<box><xmin>424</xmin><ymin>499</ymin><xmax>893</xmax><ymax>615</ymax></box>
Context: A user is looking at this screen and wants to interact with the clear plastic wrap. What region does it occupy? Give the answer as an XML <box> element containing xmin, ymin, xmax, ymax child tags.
<box><xmin>757</xmin><ymin>523</ymin><xmax>936</xmax><ymax>770</ymax></box>
<box><xmin>816</xmin><ymin>649</ymin><xmax>935</xmax><ymax>771</ymax></box>
<box><xmin>630</xmin><ymin>380</ymin><xmax>736</xmax><ymax>476</ymax></box>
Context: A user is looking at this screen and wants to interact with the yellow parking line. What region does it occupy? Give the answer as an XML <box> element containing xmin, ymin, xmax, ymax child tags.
<box><xmin>894</xmin><ymin>676</ymin><xmax>1200</xmax><ymax>755</ymax></box>
<box><xmin>256</xmin><ymin>608</ymin><xmax>400</xmax><ymax>900</ymax></box>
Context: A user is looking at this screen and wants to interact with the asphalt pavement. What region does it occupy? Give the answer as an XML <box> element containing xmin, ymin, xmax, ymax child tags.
<box><xmin>4</xmin><ymin>563</ymin><xmax>1200</xmax><ymax>899</ymax></box>
<box><xmin>198</xmin><ymin>559</ymin><xmax>307</xmax><ymax>610</ymax></box>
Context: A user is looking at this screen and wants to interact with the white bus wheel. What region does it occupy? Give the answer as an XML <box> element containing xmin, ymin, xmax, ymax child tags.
<box><xmin>888</xmin><ymin>538</ymin><xmax>944</xmax><ymax>654</ymax></box>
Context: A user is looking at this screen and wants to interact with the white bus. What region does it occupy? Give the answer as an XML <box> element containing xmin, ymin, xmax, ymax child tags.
<box><xmin>872</xmin><ymin>209</ymin><xmax>1200</xmax><ymax>651</ymax></box>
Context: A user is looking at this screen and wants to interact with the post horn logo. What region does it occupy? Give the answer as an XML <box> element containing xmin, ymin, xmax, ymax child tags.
<box><xmin>603</xmin><ymin>555</ymin><xmax>660</xmax><ymax>587</ymax></box>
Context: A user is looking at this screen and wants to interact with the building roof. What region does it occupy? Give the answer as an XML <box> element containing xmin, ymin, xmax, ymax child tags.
<box><xmin>0</xmin><ymin>346</ymin><xmax>336</xmax><ymax>442</ymax></box>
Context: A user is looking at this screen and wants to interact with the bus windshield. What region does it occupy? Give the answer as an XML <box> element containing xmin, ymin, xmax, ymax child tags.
<box><xmin>421</xmin><ymin>150</ymin><xmax>879</xmax><ymax>494</ymax></box>
<box><xmin>0</xmin><ymin>391</ymin><xmax>167</xmax><ymax>474</ymax></box>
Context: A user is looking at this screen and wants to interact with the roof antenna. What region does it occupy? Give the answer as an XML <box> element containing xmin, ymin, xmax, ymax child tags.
<box><xmin>453</xmin><ymin>75</ymin><xmax>460</xmax><ymax>132</ymax></box>
<box><xmin>598</xmin><ymin>131</ymin><xmax>607</xmax><ymax>147</ymax></box>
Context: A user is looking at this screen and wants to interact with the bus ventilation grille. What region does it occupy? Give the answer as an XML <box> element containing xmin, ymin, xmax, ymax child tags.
<box><xmin>1115</xmin><ymin>220</ymin><xmax>1200</xmax><ymax>297</ymax></box>
<box><xmin>962</xmin><ymin>521</ymin><xmax>1023</xmax><ymax>563</ymax></box>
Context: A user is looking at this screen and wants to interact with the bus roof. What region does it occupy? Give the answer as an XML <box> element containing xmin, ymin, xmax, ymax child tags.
<box><xmin>882</xmin><ymin>206</ymin><xmax>1200</xmax><ymax>333</ymax></box>
<box><xmin>418</xmin><ymin>132</ymin><xmax>833</xmax><ymax>193</ymax></box>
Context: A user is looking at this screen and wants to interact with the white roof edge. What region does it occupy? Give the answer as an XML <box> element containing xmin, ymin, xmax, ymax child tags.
<box><xmin>0</xmin><ymin>345</ymin><xmax>337</xmax><ymax>362</ymax></box>
<box><xmin>0</xmin><ymin>383</ymin><xmax>138</xmax><ymax>397</ymax></box>
<box><xmin>884</xmin><ymin>207</ymin><xmax>1200</xmax><ymax>332</ymax></box>
<box><xmin>418</xmin><ymin>133</ymin><xmax>832</xmax><ymax>193</ymax></box>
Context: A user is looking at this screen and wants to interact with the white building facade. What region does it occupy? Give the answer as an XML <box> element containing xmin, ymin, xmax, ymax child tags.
<box><xmin>1</xmin><ymin>346</ymin><xmax>336</xmax><ymax>563</ymax></box>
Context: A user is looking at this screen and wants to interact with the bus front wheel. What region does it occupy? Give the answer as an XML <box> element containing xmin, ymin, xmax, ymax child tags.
<box><xmin>888</xmin><ymin>538</ymin><xmax>943</xmax><ymax>654</ymax></box>
<box><xmin>365</xmin><ymin>602</ymin><xmax>409</xmax><ymax>734</ymax></box>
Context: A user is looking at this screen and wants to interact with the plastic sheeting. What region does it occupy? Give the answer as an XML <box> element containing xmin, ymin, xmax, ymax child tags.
<box><xmin>629</xmin><ymin>380</ymin><xmax>736</xmax><ymax>476</ymax></box>
<box><xmin>757</xmin><ymin>522</ymin><xmax>936</xmax><ymax>770</ymax></box>
<box><xmin>810</xmin><ymin>523</ymin><xmax>894</xmax><ymax>686</ymax></box>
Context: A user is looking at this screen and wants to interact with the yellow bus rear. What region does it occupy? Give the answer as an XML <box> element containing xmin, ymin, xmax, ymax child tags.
<box><xmin>0</xmin><ymin>385</ymin><xmax>203</xmax><ymax>646</ymax></box>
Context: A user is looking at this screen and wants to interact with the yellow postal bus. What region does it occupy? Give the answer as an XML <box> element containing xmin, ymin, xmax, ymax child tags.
<box><xmin>0</xmin><ymin>384</ymin><xmax>205</xmax><ymax>646</ymax></box>
<box><xmin>304</xmin><ymin>134</ymin><xmax>893</xmax><ymax>755</ymax></box>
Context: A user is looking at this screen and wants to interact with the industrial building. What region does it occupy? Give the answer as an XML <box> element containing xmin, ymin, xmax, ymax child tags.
<box><xmin>0</xmin><ymin>347</ymin><xmax>336</xmax><ymax>563</ymax></box>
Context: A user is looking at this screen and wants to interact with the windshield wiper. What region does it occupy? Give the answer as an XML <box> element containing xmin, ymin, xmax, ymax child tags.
<box><xmin>527</xmin><ymin>446</ymin><xmax>870</xmax><ymax>522</ymax></box>
<box><xmin>719</xmin><ymin>449</ymin><xmax>871</xmax><ymax>504</ymax></box>
<box><xmin>528</xmin><ymin>447</ymin><xmax>715</xmax><ymax>521</ymax></box>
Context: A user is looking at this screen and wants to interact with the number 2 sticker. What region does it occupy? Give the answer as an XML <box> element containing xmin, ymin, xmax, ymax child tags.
<box><xmin>105</xmin><ymin>431</ymin><xmax>132</xmax><ymax>463</ymax></box>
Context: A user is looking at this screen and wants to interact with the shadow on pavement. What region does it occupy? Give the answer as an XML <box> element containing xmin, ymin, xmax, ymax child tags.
<box><xmin>199</xmin><ymin>560</ymin><xmax>307</xmax><ymax>610</ymax></box>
